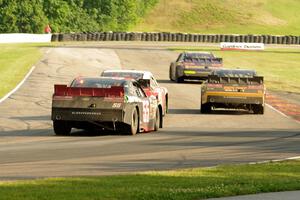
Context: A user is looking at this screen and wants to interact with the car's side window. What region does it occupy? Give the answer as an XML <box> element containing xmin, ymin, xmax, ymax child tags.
<box><xmin>152</xmin><ymin>76</ymin><xmax>158</xmax><ymax>86</ymax></box>
<box><xmin>150</xmin><ymin>76</ymin><xmax>158</xmax><ymax>89</ymax></box>
<box><xmin>132</xmin><ymin>82</ymin><xmax>144</xmax><ymax>98</ymax></box>
<box><xmin>126</xmin><ymin>82</ymin><xmax>136</xmax><ymax>96</ymax></box>
<box><xmin>138</xmin><ymin>87</ymin><xmax>146</xmax><ymax>98</ymax></box>
<box><xmin>176</xmin><ymin>53</ymin><xmax>183</xmax><ymax>62</ymax></box>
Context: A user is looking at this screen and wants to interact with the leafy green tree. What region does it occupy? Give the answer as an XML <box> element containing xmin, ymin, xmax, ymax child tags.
<box><xmin>0</xmin><ymin>0</ymin><xmax>47</xmax><ymax>33</ymax></box>
<box><xmin>0</xmin><ymin>0</ymin><xmax>159</xmax><ymax>33</ymax></box>
<box><xmin>0</xmin><ymin>0</ymin><xmax>18</xmax><ymax>32</ymax></box>
<box><xmin>114</xmin><ymin>0</ymin><xmax>138</xmax><ymax>31</ymax></box>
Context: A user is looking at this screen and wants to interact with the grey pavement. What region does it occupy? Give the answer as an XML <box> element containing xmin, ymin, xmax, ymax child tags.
<box><xmin>208</xmin><ymin>191</ymin><xmax>300</xmax><ymax>200</ymax></box>
<box><xmin>0</xmin><ymin>43</ymin><xmax>300</xmax><ymax>180</ymax></box>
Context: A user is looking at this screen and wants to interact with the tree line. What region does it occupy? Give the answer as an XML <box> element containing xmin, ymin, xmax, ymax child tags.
<box><xmin>0</xmin><ymin>0</ymin><xmax>157</xmax><ymax>33</ymax></box>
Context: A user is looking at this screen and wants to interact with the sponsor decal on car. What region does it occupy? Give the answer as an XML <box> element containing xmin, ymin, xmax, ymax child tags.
<box><xmin>142</xmin><ymin>100</ymin><xmax>150</xmax><ymax>122</ymax></box>
<box><xmin>112</xmin><ymin>103</ymin><xmax>122</xmax><ymax>108</ymax></box>
<box><xmin>71</xmin><ymin>111</ymin><xmax>102</xmax><ymax>115</ymax></box>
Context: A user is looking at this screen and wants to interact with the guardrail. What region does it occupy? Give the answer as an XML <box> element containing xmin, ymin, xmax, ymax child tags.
<box><xmin>51</xmin><ymin>32</ymin><xmax>300</xmax><ymax>44</ymax></box>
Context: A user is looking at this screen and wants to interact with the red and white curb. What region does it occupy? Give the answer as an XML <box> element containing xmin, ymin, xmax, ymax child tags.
<box><xmin>0</xmin><ymin>66</ymin><xmax>35</xmax><ymax>104</ymax></box>
<box><xmin>266</xmin><ymin>103</ymin><xmax>300</xmax><ymax>124</ymax></box>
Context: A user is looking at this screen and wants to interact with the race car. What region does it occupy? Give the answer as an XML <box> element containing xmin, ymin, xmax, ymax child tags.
<box><xmin>169</xmin><ymin>52</ymin><xmax>223</xmax><ymax>83</ymax></box>
<box><xmin>200</xmin><ymin>69</ymin><xmax>265</xmax><ymax>114</ymax></box>
<box><xmin>51</xmin><ymin>77</ymin><xmax>163</xmax><ymax>136</ymax></box>
<box><xmin>101</xmin><ymin>69</ymin><xmax>168</xmax><ymax>116</ymax></box>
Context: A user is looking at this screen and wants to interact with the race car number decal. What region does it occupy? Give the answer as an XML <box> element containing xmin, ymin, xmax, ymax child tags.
<box><xmin>142</xmin><ymin>100</ymin><xmax>150</xmax><ymax>123</ymax></box>
<box><xmin>112</xmin><ymin>103</ymin><xmax>121</xmax><ymax>108</ymax></box>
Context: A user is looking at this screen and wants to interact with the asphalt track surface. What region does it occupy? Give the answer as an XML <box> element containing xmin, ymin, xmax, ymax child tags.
<box><xmin>0</xmin><ymin>42</ymin><xmax>299</xmax><ymax>180</ymax></box>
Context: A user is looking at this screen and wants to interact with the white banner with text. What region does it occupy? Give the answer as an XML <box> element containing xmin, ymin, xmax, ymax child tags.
<box><xmin>0</xmin><ymin>33</ymin><xmax>52</xmax><ymax>43</ymax></box>
<box><xmin>220</xmin><ymin>42</ymin><xmax>264</xmax><ymax>51</ymax></box>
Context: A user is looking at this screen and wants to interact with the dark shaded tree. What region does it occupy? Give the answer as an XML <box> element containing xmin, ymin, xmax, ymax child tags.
<box><xmin>0</xmin><ymin>0</ymin><xmax>158</xmax><ymax>33</ymax></box>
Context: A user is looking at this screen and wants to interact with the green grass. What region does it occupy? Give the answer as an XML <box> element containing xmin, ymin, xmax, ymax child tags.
<box><xmin>169</xmin><ymin>46</ymin><xmax>300</xmax><ymax>94</ymax></box>
<box><xmin>133</xmin><ymin>0</ymin><xmax>300</xmax><ymax>35</ymax></box>
<box><xmin>1</xmin><ymin>160</ymin><xmax>300</xmax><ymax>200</ymax></box>
<box><xmin>0</xmin><ymin>44</ymin><xmax>45</xmax><ymax>98</ymax></box>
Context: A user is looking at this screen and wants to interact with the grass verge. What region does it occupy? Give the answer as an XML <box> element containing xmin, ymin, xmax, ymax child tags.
<box><xmin>169</xmin><ymin>46</ymin><xmax>300</xmax><ymax>94</ymax></box>
<box><xmin>0</xmin><ymin>43</ymin><xmax>47</xmax><ymax>99</ymax></box>
<box><xmin>133</xmin><ymin>0</ymin><xmax>300</xmax><ymax>35</ymax></box>
<box><xmin>0</xmin><ymin>160</ymin><xmax>300</xmax><ymax>200</ymax></box>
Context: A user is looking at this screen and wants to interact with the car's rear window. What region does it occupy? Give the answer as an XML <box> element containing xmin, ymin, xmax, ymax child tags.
<box><xmin>71</xmin><ymin>78</ymin><xmax>126</xmax><ymax>88</ymax></box>
<box><xmin>102</xmin><ymin>72</ymin><xmax>143</xmax><ymax>80</ymax></box>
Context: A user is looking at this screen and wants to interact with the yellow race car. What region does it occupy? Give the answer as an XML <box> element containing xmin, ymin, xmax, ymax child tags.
<box><xmin>200</xmin><ymin>69</ymin><xmax>265</xmax><ymax>114</ymax></box>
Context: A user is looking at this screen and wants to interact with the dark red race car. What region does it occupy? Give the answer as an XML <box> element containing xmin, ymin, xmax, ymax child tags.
<box><xmin>51</xmin><ymin>77</ymin><xmax>163</xmax><ymax>136</ymax></box>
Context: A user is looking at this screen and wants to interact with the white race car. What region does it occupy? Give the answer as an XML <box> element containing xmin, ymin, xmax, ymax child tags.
<box><xmin>101</xmin><ymin>70</ymin><xmax>169</xmax><ymax>117</ymax></box>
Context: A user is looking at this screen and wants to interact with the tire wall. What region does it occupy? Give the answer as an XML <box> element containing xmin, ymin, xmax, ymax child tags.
<box><xmin>51</xmin><ymin>32</ymin><xmax>300</xmax><ymax>44</ymax></box>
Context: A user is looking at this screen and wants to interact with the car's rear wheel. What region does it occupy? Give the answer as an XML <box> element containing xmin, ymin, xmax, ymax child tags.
<box><xmin>53</xmin><ymin>120</ymin><xmax>71</xmax><ymax>136</ymax></box>
<box><xmin>201</xmin><ymin>103</ymin><xmax>211</xmax><ymax>114</ymax></box>
<box><xmin>154</xmin><ymin>108</ymin><xmax>160</xmax><ymax>131</ymax></box>
<box><xmin>169</xmin><ymin>65</ymin><xmax>173</xmax><ymax>81</ymax></box>
<box><xmin>165</xmin><ymin>95</ymin><xmax>168</xmax><ymax>114</ymax></box>
<box><xmin>175</xmin><ymin>69</ymin><xmax>184</xmax><ymax>83</ymax></box>
<box><xmin>127</xmin><ymin>108</ymin><xmax>139</xmax><ymax>135</ymax></box>
<box><xmin>176</xmin><ymin>76</ymin><xmax>184</xmax><ymax>83</ymax></box>
<box><xmin>253</xmin><ymin>104</ymin><xmax>264</xmax><ymax>114</ymax></box>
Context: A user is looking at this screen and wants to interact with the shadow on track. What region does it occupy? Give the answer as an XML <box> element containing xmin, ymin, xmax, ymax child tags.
<box><xmin>157</xmin><ymin>79</ymin><xmax>203</xmax><ymax>85</ymax></box>
<box><xmin>168</xmin><ymin>108</ymin><xmax>251</xmax><ymax>115</ymax></box>
<box><xmin>0</xmin><ymin>126</ymin><xmax>135</xmax><ymax>137</ymax></box>
<box><xmin>168</xmin><ymin>109</ymin><xmax>200</xmax><ymax>114</ymax></box>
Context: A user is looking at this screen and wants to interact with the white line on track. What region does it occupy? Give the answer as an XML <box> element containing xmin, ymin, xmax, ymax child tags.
<box><xmin>45</xmin><ymin>49</ymin><xmax>51</xmax><ymax>54</ymax></box>
<box><xmin>249</xmin><ymin>156</ymin><xmax>300</xmax><ymax>165</ymax></box>
<box><xmin>0</xmin><ymin>66</ymin><xmax>35</xmax><ymax>104</ymax></box>
<box><xmin>266</xmin><ymin>103</ymin><xmax>300</xmax><ymax>124</ymax></box>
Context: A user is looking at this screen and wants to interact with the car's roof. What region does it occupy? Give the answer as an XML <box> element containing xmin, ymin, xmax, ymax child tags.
<box><xmin>102</xmin><ymin>69</ymin><xmax>153</xmax><ymax>79</ymax></box>
<box><xmin>184</xmin><ymin>51</ymin><xmax>212</xmax><ymax>54</ymax></box>
<box><xmin>75</xmin><ymin>76</ymin><xmax>131</xmax><ymax>81</ymax></box>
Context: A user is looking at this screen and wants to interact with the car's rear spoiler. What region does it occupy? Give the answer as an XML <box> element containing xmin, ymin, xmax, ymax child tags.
<box><xmin>208</xmin><ymin>75</ymin><xmax>264</xmax><ymax>84</ymax></box>
<box><xmin>54</xmin><ymin>85</ymin><xmax>124</xmax><ymax>97</ymax></box>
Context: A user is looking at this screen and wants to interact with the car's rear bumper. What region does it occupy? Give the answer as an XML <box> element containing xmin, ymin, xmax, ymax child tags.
<box><xmin>178</xmin><ymin>68</ymin><xmax>212</xmax><ymax>79</ymax></box>
<box><xmin>205</xmin><ymin>92</ymin><xmax>264</xmax><ymax>104</ymax></box>
<box><xmin>51</xmin><ymin>107</ymin><xmax>125</xmax><ymax>123</ymax></box>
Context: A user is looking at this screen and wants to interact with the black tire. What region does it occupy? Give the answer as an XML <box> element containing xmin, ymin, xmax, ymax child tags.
<box><xmin>165</xmin><ymin>95</ymin><xmax>168</xmax><ymax>114</ymax></box>
<box><xmin>176</xmin><ymin>76</ymin><xmax>184</xmax><ymax>83</ymax></box>
<box><xmin>201</xmin><ymin>103</ymin><xmax>211</xmax><ymax>114</ymax></box>
<box><xmin>53</xmin><ymin>120</ymin><xmax>71</xmax><ymax>136</ymax></box>
<box><xmin>128</xmin><ymin>108</ymin><xmax>139</xmax><ymax>135</ymax></box>
<box><xmin>253</xmin><ymin>104</ymin><xmax>264</xmax><ymax>114</ymax></box>
<box><xmin>169</xmin><ymin>65</ymin><xmax>173</xmax><ymax>81</ymax></box>
<box><xmin>154</xmin><ymin>108</ymin><xmax>160</xmax><ymax>131</ymax></box>
<box><xmin>175</xmin><ymin>68</ymin><xmax>184</xmax><ymax>83</ymax></box>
